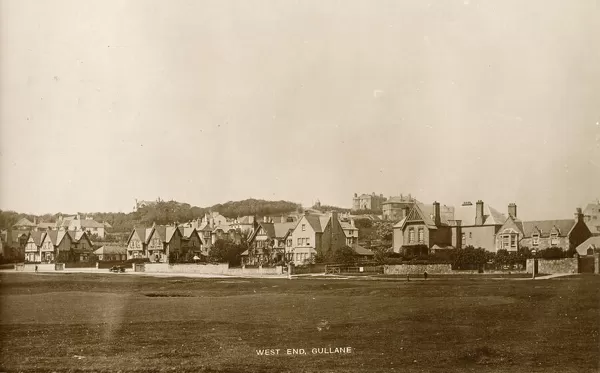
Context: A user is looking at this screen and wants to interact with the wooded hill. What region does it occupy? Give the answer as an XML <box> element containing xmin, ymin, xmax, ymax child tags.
<box><xmin>0</xmin><ymin>199</ymin><xmax>302</xmax><ymax>233</ymax></box>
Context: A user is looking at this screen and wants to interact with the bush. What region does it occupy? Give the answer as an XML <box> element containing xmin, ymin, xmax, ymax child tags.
<box><xmin>537</xmin><ymin>247</ymin><xmax>565</xmax><ymax>260</ymax></box>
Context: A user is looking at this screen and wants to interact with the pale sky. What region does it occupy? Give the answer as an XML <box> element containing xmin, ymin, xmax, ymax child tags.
<box><xmin>1</xmin><ymin>0</ymin><xmax>599</xmax><ymax>220</ymax></box>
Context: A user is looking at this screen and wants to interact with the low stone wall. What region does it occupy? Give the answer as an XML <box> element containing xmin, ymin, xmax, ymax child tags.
<box><xmin>142</xmin><ymin>263</ymin><xmax>282</xmax><ymax>275</ymax></box>
<box><xmin>23</xmin><ymin>263</ymin><xmax>57</xmax><ymax>272</ymax></box>
<box><xmin>168</xmin><ymin>263</ymin><xmax>229</xmax><ymax>274</ymax></box>
<box><xmin>227</xmin><ymin>266</ymin><xmax>283</xmax><ymax>276</ymax></box>
<box><xmin>526</xmin><ymin>258</ymin><xmax>578</xmax><ymax>274</ymax></box>
<box><xmin>384</xmin><ymin>264</ymin><xmax>453</xmax><ymax>275</ymax></box>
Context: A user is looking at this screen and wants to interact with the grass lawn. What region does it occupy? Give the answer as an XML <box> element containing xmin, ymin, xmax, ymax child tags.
<box><xmin>1</xmin><ymin>272</ymin><xmax>598</xmax><ymax>372</ymax></box>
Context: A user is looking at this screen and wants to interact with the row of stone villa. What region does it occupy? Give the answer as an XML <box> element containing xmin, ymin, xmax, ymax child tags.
<box><xmin>11</xmin><ymin>200</ymin><xmax>600</xmax><ymax>266</ymax></box>
<box><xmin>392</xmin><ymin>201</ymin><xmax>594</xmax><ymax>257</ymax></box>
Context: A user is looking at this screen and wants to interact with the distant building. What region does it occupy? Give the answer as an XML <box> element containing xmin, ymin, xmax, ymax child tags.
<box><xmin>340</xmin><ymin>219</ymin><xmax>359</xmax><ymax>247</ymax></box>
<box><xmin>12</xmin><ymin>217</ymin><xmax>37</xmax><ymax>230</ymax></box>
<box><xmin>133</xmin><ymin>198</ymin><xmax>161</xmax><ymax>212</ymax></box>
<box><xmin>352</xmin><ymin>192</ymin><xmax>386</xmax><ymax>211</ymax></box>
<box><xmin>54</xmin><ymin>214</ymin><xmax>106</xmax><ymax>238</ymax></box>
<box><xmin>382</xmin><ymin>194</ymin><xmax>419</xmax><ymax>221</ymax></box>
<box><xmin>583</xmin><ymin>200</ymin><xmax>600</xmax><ymax>235</ymax></box>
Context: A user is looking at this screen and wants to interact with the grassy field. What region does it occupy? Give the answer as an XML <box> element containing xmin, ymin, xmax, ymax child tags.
<box><xmin>0</xmin><ymin>272</ymin><xmax>598</xmax><ymax>373</ymax></box>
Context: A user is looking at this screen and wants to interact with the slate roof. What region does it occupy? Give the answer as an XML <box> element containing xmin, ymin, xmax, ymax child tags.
<box><xmin>521</xmin><ymin>220</ymin><xmax>575</xmax><ymax>237</ymax></box>
<box><xmin>393</xmin><ymin>204</ymin><xmax>455</xmax><ymax>229</ymax></box>
<box><xmin>28</xmin><ymin>231</ymin><xmax>46</xmax><ymax>246</ymax></box>
<box><xmin>273</xmin><ymin>222</ymin><xmax>296</xmax><ymax>238</ymax></box>
<box><xmin>46</xmin><ymin>230</ymin><xmax>70</xmax><ymax>246</ymax></box>
<box><xmin>13</xmin><ymin>218</ymin><xmax>36</xmax><ymax>227</ymax></box>
<box><xmin>68</xmin><ymin>230</ymin><xmax>86</xmax><ymax>241</ymax></box>
<box><xmin>79</xmin><ymin>219</ymin><xmax>105</xmax><ymax>228</ymax></box>
<box><xmin>258</xmin><ymin>222</ymin><xmax>276</xmax><ymax>238</ymax></box>
<box><xmin>452</xmin><ymin>204</ymin><xmax>506</xmax><ymax>226</ymax></box>
<box><xmin>180</xmin><ymin>227</ymin><xmax>197</xmax><ymax>239</ymax></box>
<box><xmin>352</xmin><ymin>244</ymin><xmax>374</xmax><ymax>256</ymax></box>
<box><xmin>152</xmin><ymin>226</ymin><xmax>179</xmax><ymax>243</ymax></box>
<box><xmin>305</xmin><ymin>215</ymin><xmax>326</xmax><ymax>232</ymax></box>
<box><xmin>37</xmin><ymin>222</ymin><xmax>57</xmax><ymax>229</ymax></box>
<box><xmin>134</xmin><ymin>227</ymin><xmax>147</xmax><ymax>243</ymax></box>
<box><xmin>576</xmin><ymin>236</ymin><xmax>600</xmax><ymax>256</ymax></box>
<box><xmin>94</xmin><ymin>245</ymin><xmax>127</xmax><ymax>255</ymax></box>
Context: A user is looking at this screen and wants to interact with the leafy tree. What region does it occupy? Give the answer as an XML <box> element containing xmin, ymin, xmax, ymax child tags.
<box><xmin>208</xmin><ymin>239</ymin><xmax>247</xmax><ymax>266</ymax></box>
<box><xmin>353</xmin><ymin>218</ymin><xmax>373</xmax><ymax>229</ymax></box>
<box><xmin>451</xmin><ymin>246</ymin><xmax>488</xmax><ymax>270</ymax></box>
<box><xmin>332</xmin><ymin>246</ymin><xmax>357</xmax><ymax>264</ymax></box>
<box><xmin>371</xmin><ymin>245</ymin><xmax>392</xmax><ymax>264</ymax></box>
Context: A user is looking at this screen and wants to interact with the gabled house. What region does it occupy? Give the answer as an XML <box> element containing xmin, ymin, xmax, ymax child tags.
<box><xmin>68</xmin><ymin>230</ymin><xmax>95</xmax><ymax>262</ymax></box>
<box><xmin>447</xmin><ymin>200</ymin><xmax>506</xmax><ymax>252</ymax></box>
<box><xmin>24</xmin><ymin>231</ymin><xmax>46</xmax><ymax>262</ymax></box>
<box><xmin>179</xmin><ymin>227</ymin><xmax>205</xmax><ymax>259</ymax></box>
<box><xmin>392</xmin><ymin>202</ymin><xmax>454</xmax><ymax>255</ymax></box>
<box><xmin>198</xmin><ymin>221</ymin><xmax>214</xmax><ymax>251</ymax></box>
<box><xmin>243</xmin><ymin>218</ymin><xmax>296</xmax><ymax>265</ymax></box>
<box><xmin>340</xmin><ymin>219</ymin><xmax>359</xmax><ymax>246</ymax></box>
<box><xmin>495</xmin><ymin>207</ymin><xmax>591</xmax><ymax>252</ymax></box>
<box><xmin>287</xmin><ymin>211</ymin><xmax>346</xmax><ymax>265</ymax></box>
<box><xmin>46</xmin><ymin>230</ymin><xmax>75</xmax><ymax>262</ymax></box>
<box><xmin>146</xmin><ymin>225</ymin><xmax>183</xmax><ymax>263</ymax></box>
<box><xmin>126</xmin><ymin>227</ymin><xmax>147</xmax><ymax>259</ymax></box>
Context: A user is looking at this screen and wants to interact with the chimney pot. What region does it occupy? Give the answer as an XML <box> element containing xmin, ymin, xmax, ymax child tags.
<box><xmin>433</xmin><ymin>201</ymin><xmax>441</xmax><ymax>226</ymax></box>
<box><xmin>508</xmin><ymin>203</ymin><xmax>517</xmax><ymax>219</ymax></box>
<box><xmin>475</xmin><ymin>200</ymin><xmax>484</xmax><ymax>226</ymax></box>
<box><xmin>575</xmin><ymin>208</ymin><xmax>583</xmax><ymax>223</ymax></box>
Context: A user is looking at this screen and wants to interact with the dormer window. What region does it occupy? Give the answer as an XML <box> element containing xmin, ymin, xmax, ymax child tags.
<box><xmin>532</xmin><ymin>234</ymin><xmax>539</xmax><ymax>247</ymax></box>
<box><xmin>550</xmin><ymin>233</ymin><xmax>559</xmax><ymax>246</ymax></box>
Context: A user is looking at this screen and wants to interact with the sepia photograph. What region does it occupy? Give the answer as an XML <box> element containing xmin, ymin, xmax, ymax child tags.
<box><xmin>0</xmin><ymin>0</ymin><xmax>599</xmax><ymax>372</ymax></box>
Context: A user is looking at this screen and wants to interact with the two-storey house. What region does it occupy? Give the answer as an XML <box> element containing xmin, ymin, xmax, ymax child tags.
<box><xmin>243</xmin><ymin>218</ymin><xmax>296</xmax><ymax>265</ymax></box>
<box><xmin>447</xmin><ymin>200</ymin><xmax>506</xmax><ymax>252</ymax></box>
<box><xmin>495</xmin><ymin>207</ymin><xmax>591</xmax><ymax>252</ymax></box>
<box><xmin>287</xmin><ymin>211</ymin><xmax>346</xmax><ymax>265</ymax></box>
<box><xmin>146</xmin><ymin>225</ymin><xmax>183</xmax><ymax>263</ymax></box>
<box><xmin>126</xmin><ymin>227</ymin><xmax>147</xmax><ymax>259</ymax></box>
<box><xmin>392</xmin><ymin>202</ymin><xmax>454</xmax><ymax>256</ymax></box>
<box><xmin>340</xmin><ymin>219</ymin><xmax>359</xmax><ymax>246</ymax></box>
<box><xmin>180</xmin><ymin>227</ymin><xmax>205</xmax><ymax>259</ymax></box>
<box><xmin>24</xmin><ymin>231</ymin><xmax>46</xmax><ymax>262</ymax></box>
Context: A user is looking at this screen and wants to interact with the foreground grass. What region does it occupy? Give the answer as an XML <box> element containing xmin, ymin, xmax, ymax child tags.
<box><xmin>0</xmin><ymin>273</ymin><xmax>598</xmax><ymax>372</ymax></box>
